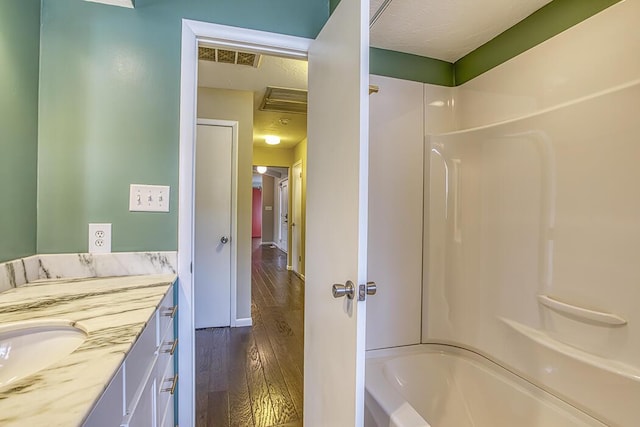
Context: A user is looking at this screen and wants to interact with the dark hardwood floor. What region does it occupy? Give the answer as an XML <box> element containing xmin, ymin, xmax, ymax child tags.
<box><xmin>196</xmin><ymin>239</ymin><xmax>304</xmax><ymax>427</ymax></box>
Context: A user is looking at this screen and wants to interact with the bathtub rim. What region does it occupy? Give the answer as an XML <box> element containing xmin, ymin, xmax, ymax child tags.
<box><xmin>365</xmin><ymin>343</ymin><xmax>608</xmax><ymax>427</ymax></box>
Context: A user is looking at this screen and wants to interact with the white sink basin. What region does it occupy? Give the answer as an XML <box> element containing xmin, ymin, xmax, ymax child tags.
<box><xmin>0</xmin><ymin>319</ymin><xmax>87</xmax><ymax>389</ymax></box>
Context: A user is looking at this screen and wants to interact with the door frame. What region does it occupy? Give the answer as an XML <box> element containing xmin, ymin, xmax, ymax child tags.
<box><xmin>195</xmin><ymin>119</ymin><xmax>239</xmax><ymax>328</ymax></box>
<box><xmin>178</xmin><ymin>20</ymin><xmax>312</xmax><ymax>426</ymax></box>
<box><xmin>291</xmin><ymin>160</ymin><xmax>303</xmax><ymax>275</ymax></box>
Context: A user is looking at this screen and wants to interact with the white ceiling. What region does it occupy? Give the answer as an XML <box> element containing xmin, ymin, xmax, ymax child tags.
<box><xmin>370</xmin><ymin>0</ymin><xmax>553</xmax><ymax>62</ymax></box>
<box><xmin>198</xmin><ymin>55</ymin><xmax>308</xmax><ymax>149</ymax></box>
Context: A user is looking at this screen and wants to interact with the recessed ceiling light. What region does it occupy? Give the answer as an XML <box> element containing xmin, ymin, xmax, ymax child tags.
<box><xmin>257</xmin><ymin>166</ymin><xmax>267</xmax><ymax>174</ymax></box>
<box><xmin>265</xmin><ymin>135</ymin><xmax>281</xmax><ymax>145</ymax></box>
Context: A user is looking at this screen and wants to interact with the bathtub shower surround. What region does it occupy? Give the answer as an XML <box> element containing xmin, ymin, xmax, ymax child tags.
<box><xmin>425</xmin><ymin>79</ymin><xmax>640</xmax><ymax>426</ymax></box>
<box><xmin>0</xmin><ymin>252</ymin><xmax>177</xmax><ymax>292</ymax></box>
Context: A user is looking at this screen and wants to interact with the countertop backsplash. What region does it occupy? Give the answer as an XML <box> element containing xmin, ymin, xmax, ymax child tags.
<box><xmin>0</xmin><ymin>252</ymin><xmax>177</xmax><ymax>293</ymax></box>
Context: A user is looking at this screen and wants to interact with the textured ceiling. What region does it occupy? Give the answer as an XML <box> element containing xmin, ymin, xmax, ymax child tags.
<box><xmin>370</xmin><ymin>0</ymin><xmax>553</xmax><ymax>62</ymax></box>
<box><xmin>198</xmin><ymin>54</ymin><xmax>308</xmax><ymax>149</ymax></box>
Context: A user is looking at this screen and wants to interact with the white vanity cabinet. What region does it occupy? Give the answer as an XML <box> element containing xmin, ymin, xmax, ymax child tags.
<box><xmin>83</xmin><ymin>283</ymin><xmax>177</xmax><ymax>427</ymax></box>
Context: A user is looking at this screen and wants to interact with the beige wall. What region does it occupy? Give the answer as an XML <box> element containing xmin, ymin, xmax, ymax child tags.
<box><xmin>253</xmin><ymin>146</ymin><xmax>294</xmax><ymax>167</ymax></box>
<box><xmin>197</xmin><ymin>87</ymin><xmax>253</xmax><ymax>321</ymax></box>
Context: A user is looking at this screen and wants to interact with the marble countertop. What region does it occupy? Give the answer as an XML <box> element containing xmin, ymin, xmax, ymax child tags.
<box><xmin>0</xmin><ymin>273</ymin><xmax>177</xmax><ymax>426</ymax></box>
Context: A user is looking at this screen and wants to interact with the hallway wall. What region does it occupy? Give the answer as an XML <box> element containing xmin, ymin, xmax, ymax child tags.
<box><xmin>197</xmin><ymin>87</ymin><xmax>253</xmax><ymax>321</ymax></box>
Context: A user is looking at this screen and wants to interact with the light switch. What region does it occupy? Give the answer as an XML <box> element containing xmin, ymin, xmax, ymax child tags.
<box><xmin>129</xmin><ymin>184</ymin><xmax>170</xmax><ymax>212</ymax></box>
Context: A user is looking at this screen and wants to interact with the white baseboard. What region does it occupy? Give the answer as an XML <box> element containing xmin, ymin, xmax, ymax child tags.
<box><xmin>234</xmin><ymin>317</ymin><xmax>253</xmax><ymax>327</ymax></box>
<box><xmin>261</xmin><ymin>241</ymin><xmax>277</xmax><ymax>246</ymax></box>
<box><xmin>286</xmin><ymin>266</ymin><xmax>305</xmax><ymax>281</ymax></box>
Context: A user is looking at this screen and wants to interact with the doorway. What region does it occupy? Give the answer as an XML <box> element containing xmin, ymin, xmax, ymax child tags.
<box><xmin>179</xmin><ymin>6</ymin><xmax>369</xmax><ymax>424</ymax></box>
<box><xmin>189</xmin><ymin>32</ymin><xmax>309</xmax><ymax>426</ymax></box>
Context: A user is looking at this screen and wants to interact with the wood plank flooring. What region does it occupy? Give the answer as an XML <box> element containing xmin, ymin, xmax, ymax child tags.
<box><xmin>196</xmin><ymin>240</ymin><xmax>304</xmax><ymax>427</ymax></box>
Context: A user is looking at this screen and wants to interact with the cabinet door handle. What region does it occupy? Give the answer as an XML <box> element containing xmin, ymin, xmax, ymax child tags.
<box><xmin>162</xmin><ymin>375</ymin><xmax>178</xmax><ymax>395</ymax></box>
<box><xmin>162</xmin><ymin>339</ymin><xmax>178</xmax><ymax>355</ymax></box>
<box><xmin>162</xmin><ymin>305</ymin><xmax>178</xmax><ymax>318</ymax></box>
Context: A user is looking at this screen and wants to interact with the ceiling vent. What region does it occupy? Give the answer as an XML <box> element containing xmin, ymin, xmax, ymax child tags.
<box><xmin>260</xmin><ymin>86</ymin><xmax>308</xmax><ymax>115</ymax></box>
<box><xmin>198</xmin><ymin>46</ymin><xmax>261</xmax><ymax>68</ymax></box>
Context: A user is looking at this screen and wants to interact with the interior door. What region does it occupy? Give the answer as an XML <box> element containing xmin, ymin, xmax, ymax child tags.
<box><xmin>279</xmin><ymin>179</ymin><xmax>289</xmax><ymax>251</ymax></box>
<box><xmin>194</xmin><ymin>123</ymin><xmax>232</xmax><ymax>328</ymax></box>
<box><xmin>304</xmin><ymin>0</ymin><xmax>370</xmax><ymax>425</ymax></box>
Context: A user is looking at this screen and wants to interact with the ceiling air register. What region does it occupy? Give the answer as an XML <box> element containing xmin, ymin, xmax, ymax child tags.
<box><xmin>260</xmin><ymin>87</ymin><xmax>308</xmax><ymax>115</ymax></box>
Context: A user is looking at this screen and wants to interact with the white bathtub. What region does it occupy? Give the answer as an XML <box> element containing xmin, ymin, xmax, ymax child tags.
<box><xmin>364</xmin><ymin>344</ymin><xmax>606</xmax><ymax>427</ymax></box>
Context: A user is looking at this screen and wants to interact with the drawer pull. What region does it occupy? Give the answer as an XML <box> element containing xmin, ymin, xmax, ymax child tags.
<box><xmin>162</xmin><ymin>305</ymin><xmax>178</xmax><ymax>318</ymax></box>
<box><xmin>162</xmin><ymin>375</ymin><xmax>178</xmax><ymax>395</ymax></box>
<box><xmin>162</xmin><ymin>339</ymin><xmax>178</xmax><ymax>355</ymax></box>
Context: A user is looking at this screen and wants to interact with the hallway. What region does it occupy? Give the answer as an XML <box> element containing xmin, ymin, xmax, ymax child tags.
<box><xmin>195</xmin><ymin>240</ymin><xmax>304</xmax><ymax>427</ymax></box>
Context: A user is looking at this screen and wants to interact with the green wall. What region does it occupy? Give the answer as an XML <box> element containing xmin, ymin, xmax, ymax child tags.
<box><xmin>0</xmin><ymin>0</ymin><xmax>41</xmax><ymax>262</ymax></box>
<box><xmin>37</xmin><ymin>0</ymin><xmax>328</xmax><ymax>254</ymax></box>
<box><xmin>370</xmin><ymin>48</ymin><xmax>454</xmax><ymax>86</ymax></box>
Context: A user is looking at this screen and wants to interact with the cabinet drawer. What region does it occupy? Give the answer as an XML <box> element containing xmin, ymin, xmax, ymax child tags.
<box><xmin>157</xmin><ymin>285</ymin><xmax>176</xmax><ymax>345</ymax></box>
<box><xmin>125</xmin><ymin>311</ymin><xmax>157</xmax><ymax>406</ymax></box>
<box><xmin>122</xmin><ymin>377</ymin><xmax>155</xmax><ymax>427</ymax></box>
<box><xmin>83</xmin><ymin>365</ymin><xmax>124</xmax><ymax>427</ymax></box>
<box><xmin>156</xmin><ymin>318</ymin><xmax>175</xmax><ymax>377</ymax></box>
<box><xmin>156</xmin><ymin>352</ymin><xmax>176</xmax><ymax>425</ymax></box>
<box><xmin>159</xmin><ymin>394</ymin><xmax>175</xmax><ymax>427</ymax></box>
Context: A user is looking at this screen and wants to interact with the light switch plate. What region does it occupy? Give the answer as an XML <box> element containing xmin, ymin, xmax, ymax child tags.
<box><xmin>89</xmin><ymin>223</ymin><xmax>112</xmax><ymax>254</ymax></box>
<box><xmin>129</xmin><ymin>184</ymin><xmax>170</xmax><ymax>212</ymax></box>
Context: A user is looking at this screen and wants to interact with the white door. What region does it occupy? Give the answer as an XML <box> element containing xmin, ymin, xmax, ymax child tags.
<box><xmin>279</xmin><ymin>179</ymin><xmax>289</xmax><ymax>252</ymax></box>
<box><xmin>304</xmin><ymin>0</ymin><xmax>370</xmax><ymax>425</ymax></box>
<box><xmin>291</xmin><ymin>162</ymin><xmax>303</xmax><ymax>274</ymax></box>
<box><xmin>194</xmin><ymin>122</ymin><xmax>233</xmax><ymax>329</ymax></box>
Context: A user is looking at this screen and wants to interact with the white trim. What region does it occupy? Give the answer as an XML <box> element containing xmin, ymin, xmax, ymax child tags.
<box><xmin>261</xmin><ymin>241</ymin><xmax>277</xmax><ymax>246</ymax></box>
<box><xmin>178</xmin><ymin>19</ymin><xmax>312</xmax><ymax>427</ymax></box>
<box><xmin>186</xmin><ymin>20</ymin><xmax>311</xmax><ymax>60</ymax></box>
<box><xmin>235</xmin><ymin>317</ymin><xmax>253</xmax><ymax>327</ymax></box>
<box><xmin>196</xmin><ymin>118</ymin><xmax>239</xmax><ymax>328</ymax></box>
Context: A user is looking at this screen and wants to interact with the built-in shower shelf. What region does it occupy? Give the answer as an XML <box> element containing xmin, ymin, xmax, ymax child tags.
<box><xmin>537</xmin><ymin>295</ymin><xmax>627</xmax><ymax>326</ymax></box>
<box><xmin>501</xmin><ymin>318</ymin><xmax>640</xmax><ymax>381</ymax></box>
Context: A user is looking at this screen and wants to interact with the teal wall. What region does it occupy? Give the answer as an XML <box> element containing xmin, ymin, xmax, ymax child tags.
<box><xmin>0</xmin><ymin>0</ymin><xmax>41</xmax><ymax>262</ymax></box>
<box><xmin>37</xmin><ymin>0</ymin><xmax>328</xmax><ymax>254</ymax></box>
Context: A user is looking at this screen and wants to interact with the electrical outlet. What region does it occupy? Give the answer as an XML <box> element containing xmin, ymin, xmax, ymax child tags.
<box><xmin>89</xmin><ymin>223</ymin><xmax>112</xmax><ymax>254</ymax></box>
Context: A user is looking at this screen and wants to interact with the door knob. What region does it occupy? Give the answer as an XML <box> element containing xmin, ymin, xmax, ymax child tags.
<box><xmin>366</xmin><ymin>281</ymin><xmax>377</xmax><ymax>295</ymax></box>
<box><xmin>332</xmin><ymin>280</ymin><xmax>354</xmax><ymax>299</ymax></box>
<box><xmin>357</xmin><ymin>281</ymin><xmax>377</xmax><ymax>301</ymax></box>
<box><xmin>220</xmin><ymin>236</ymin><xmax>229</xmax><ymax>244</ymax></box>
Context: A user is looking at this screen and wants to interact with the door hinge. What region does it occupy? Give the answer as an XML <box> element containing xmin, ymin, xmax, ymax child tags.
<box><xmin>190</xmin><ymin>262</ymin><xmax>193</xmax><ymax>273</ymax></box>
